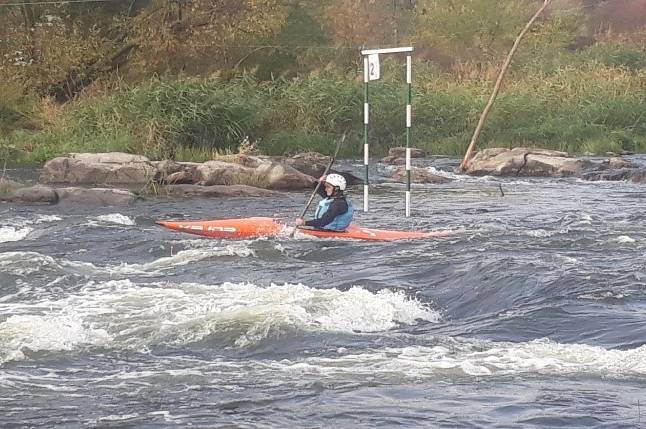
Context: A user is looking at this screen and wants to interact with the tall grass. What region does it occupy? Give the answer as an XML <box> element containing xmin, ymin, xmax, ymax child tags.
<box><xmin>5</xmin><ymin>61</ymin><xmax>646</xmax><ymax>165</ymax></box>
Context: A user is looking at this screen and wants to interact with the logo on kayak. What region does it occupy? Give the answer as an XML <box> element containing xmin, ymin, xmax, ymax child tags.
<box><xmin>359</xmin><ymin>228</ymin><xmax>378</xmax><ymax>237</ymax></box>
<box><xmin>179</xmin><ymin>224</ymin><xmax>204</xmax><ymax>231</ymax></box>
<box><xmin>207</xmin><ymin>226</ymin><xmax>237</xmax><ymax>233</ymax></box>
<box><xmin>177</xmin><ymin>224</ymin><xmax>237</xmax><ymax>233</ymax></box>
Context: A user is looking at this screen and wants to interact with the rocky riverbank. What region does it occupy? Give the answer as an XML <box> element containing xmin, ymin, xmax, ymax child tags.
<box><xmin>2</xmin><ymin>147</ymin><xmax>644</xmax><ymax>206</ymax></box>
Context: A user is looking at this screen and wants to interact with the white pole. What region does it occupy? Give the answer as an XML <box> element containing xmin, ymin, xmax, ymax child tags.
<box><xmin>363</xmin><ymin>56</ymin><xmax>370</xmax><ymax>212</ymax></box>
<box><xmin>405</xmin><ymin>54</ymin><xmax>412</xmax><ymax>217</ymax></box>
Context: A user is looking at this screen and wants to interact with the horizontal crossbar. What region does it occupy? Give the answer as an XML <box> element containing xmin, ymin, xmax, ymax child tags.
<box><xmin>360</xmin><ymin>47</ymin><xmax>414</xmax><ymax>55</ymax></box>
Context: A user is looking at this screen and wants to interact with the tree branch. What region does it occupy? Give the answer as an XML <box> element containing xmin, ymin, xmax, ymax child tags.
<box><xmin>459</xmin><ymin>0</ymin><xmax>555</xmax><ymax>172</ymax></box>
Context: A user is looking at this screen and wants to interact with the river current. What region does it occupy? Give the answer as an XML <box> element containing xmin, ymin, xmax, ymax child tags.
<box><xmin>1</xmin><ymin>158</ymin><xmax>645</xmax><ymax>428</ymax></box>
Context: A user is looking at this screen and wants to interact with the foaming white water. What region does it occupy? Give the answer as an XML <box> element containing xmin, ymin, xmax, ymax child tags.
<box><xmin>0</xmin><ymin>251</ymin><xmax>99</xmax><ymax>277</ymax></box>
<box><xmin>263</xmin><ymin>338</ymin><xmax>646</xmax><ymax>381</ymax></box>
<box><xmin>611</xmin><ymin>235</ymin><xmax>636</xmax><ymax>244</ymax></box>
<box><xmin>0</xmin><ymin>314</ymin><xmax>110</xmax><ymax>363</ymax></box>
<box><xmin>0</xmin><ymin>215</ymin><xmax>62</xmax><ymax>243</ymax></box>
<box><xmin>522</xmin><ymin>226</ymin><xmax>572</xmax><ymax>238</ymax></box>
<box><xmin>0</xmin><ymin>226</ymin><xmax>33</xmax><ymax>243</ymax></box>
<box><xmin>0</xmin><ymin>242</ymin><xmax>256</xmax><ymax>277</ymax></box>
<box><xmin>0</xmin><ymin>280</ymin><xmax>438</xmax><ymax>363</ymax></box>
<box><xmin>95</xmin><ymin>214</ymin><xmax>136</xmax><ymax>226</ymax></box>
<box><xmin>33</xmin><ymin>215</ymin><xmax>62</xmax><ymax>223</ymax></box>
<box><xmin>113</xmin><ymin>243</ymin><xmax>256</xmax><ymax>275</ymax></box>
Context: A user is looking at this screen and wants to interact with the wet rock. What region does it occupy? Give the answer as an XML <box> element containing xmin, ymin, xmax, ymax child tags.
<box><xmin>601</xmin><ymin>157</ymin><xmax>639</xmax><ymax>170</ymax></box>
<box><xmin>284</xmin><ymin>153</ymin><xmax>362</xmax><ymax>186</ymax></box>
<box><xmin>55</xmin><ymin>187</ymin><xmax>137</xmax><ymax>205</ymax></box>
<box><xmin>255</xmin><ymin>161</ymin><xmax>316</xmax><ymax>190</ymax></box>
<box><xmin>291</xmin><ymin>151</ymin><xmax>331</xmax><ymax>164</ymax></box>
<box><xmin>195</xmin><ymin>160</ymin><xmax>250</xmax><ymax>186</ymax></box>
<box><xmin>581</xmin><ymin>168</ymin><xmax>637</xmax><ymax>182</ymax></box>
<box><xmin>284</xmin><ymin>156</ymin><xmax>328</xmax><ymax>178</ymax></box>
<box><xmin>67</xmin><ymin>152</ymin><xmax>150</xmax><ymax>163</ymax></box>
<box><xmin>155</xmin><ymin>159</ymin><xmax>185</xmax><ymax>176</ymax></box>
<box><xmin>631</xmin><ymin>170</ymin><xmax>646</xmax><ymax>183</ymax></box>
<box><xmin>40</xmin><ymin>153</ymin><xmax>156</xmax><ymax>185</ymax></box>
<box><xmin>0</xmin><ymin>177</ymin><xmax>23</xmax><ymax>197</ymax></box>
<box><xmin>466</xmin><ymin>147</ymin><xmax>594</xmax><ymax>177</ymax></box>
<box><xmin>381</xmin><ymin>157</ymin><xmax>428</xmax><ymax>167</ymax></box>
<box><xmin>165</xmin><ymin>184</ymin><xmax>277</xmax><ymax>198</ymax></box>
<box><xmin>166</xmin><ymin>170</ymin><xmax>195</xmax><ymax>184</ymax></box>
<box><xmin>216</xmin><ymin>154</ymin><xmax>263</xmax><ymax>169</ymax></box>
<box><xmin>195</xmin><ymin>157</ymin><xmax>316</xmax><ymax>190</ymax></box>
<box><xmin>388</xmin><ymin>147</ymin><xmax>427</xmax><ymax>158</ymax></box>
<box><xmin>382</xmin><ymin>147</ymin><xmax>427</xmax><ymax>164</ymax></box>
<box><xmin>333</xmin><ymin>171</ymin><xmax>363</xmax><ymax>187</ymax></box>
<box><xmin>3</xmin><ymin>185</ymin><xmax>59</xmax><ymax>204</ymax></box>
<box><xmin>391</xmin><ymin>166</ymin><xmax>452</xmax><ymax>184</ymax></box>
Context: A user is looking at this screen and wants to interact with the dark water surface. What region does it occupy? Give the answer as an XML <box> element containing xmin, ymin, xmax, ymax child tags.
<box><xmin>1</xmin><ymin>158</ymin><xmax>645</xmax><ymax>428</ymax></box>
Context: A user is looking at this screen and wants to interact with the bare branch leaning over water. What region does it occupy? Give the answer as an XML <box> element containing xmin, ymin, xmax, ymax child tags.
<box><xmin>459</xmin><ymin>0</ymin><xmax>555</xmax><ymax>172</ymax></box>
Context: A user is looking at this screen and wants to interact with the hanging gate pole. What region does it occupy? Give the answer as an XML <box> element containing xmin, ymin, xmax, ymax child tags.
<box><xmin>405</xmin><ymin>54</ymin><xmax>412</xmax><ymax>217</ymax></box>
<box><xmin>363</xmin><ymin>56</ymin><xmax>370</xmax><ymax>212</ymax></box>
<box><xmin>360</xmin><ymin>46</ymin><xmax>414</xmax><ymax>216</ymax></box>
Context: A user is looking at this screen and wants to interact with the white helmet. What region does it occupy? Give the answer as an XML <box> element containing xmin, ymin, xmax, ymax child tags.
<box><xmin>325</xmin><ymin>173</ymin><xmax>346</xmax><ymax>191</ymax></box>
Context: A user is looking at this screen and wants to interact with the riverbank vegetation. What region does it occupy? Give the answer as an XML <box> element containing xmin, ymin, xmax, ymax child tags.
<box><xmin>1</xmin><ymin>0</ymin><xmax>644</xmax><ymax>165</ymax></box>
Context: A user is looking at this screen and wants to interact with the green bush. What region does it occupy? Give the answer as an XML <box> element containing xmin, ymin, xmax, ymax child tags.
<box><xmin>585</xmin><ymin>43</ymin><xmax>646</xmax><ymax>71</ymax></box>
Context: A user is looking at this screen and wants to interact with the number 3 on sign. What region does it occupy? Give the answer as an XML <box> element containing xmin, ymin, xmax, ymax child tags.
<box><xmin>368</xmin><ymin>53</ymin><xmax>380</xmax><ymax>81</ymax></box>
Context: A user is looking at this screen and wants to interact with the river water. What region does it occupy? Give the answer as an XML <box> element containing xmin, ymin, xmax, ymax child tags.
<box><xmin>1</xmin><ymin>158</ymin><xmax>645</xmax><ymax>428</ymax></box>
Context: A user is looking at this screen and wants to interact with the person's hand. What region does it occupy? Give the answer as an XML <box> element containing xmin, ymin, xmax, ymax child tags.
<box><xmin>318</xmin><ymin>174</ymin><xmax>327</xmax><ymax>183</ymax></box>
<box><xmin>295</xmin><ymin>218</ymin><xmax>305</xmax><ymax>226</ymax></box>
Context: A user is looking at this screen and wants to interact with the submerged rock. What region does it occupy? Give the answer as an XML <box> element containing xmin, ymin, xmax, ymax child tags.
<box><xmin>382</xmin><ymin>147</ymin><xmax>427</xmax><ymax>164</ymax></box>
<box><xmin>4</xmin><ymin>185</ymin><xmax>59</xmax><ymax>204</ymax></box>
<box><xmin>0</xmin><ymin>177</ymin><xmax>24</xmax><ymax>198</ymax></box>
<box><xmin>55</xmin><ymin>187</ymin><xmax>137</xmax><ymax>205</ymax></box>
<box><xmin>391</xmin><ymin>166</ymin><xmax>452</xmax><ymax>184</ymax></box>
<box><xmin>2</xmin><ymin>185</ymin><xmax>136</xmax><ymax>205</ymax></box>
<box><xmin>164</xmin><ymin>184</ymin><xmax>277</xmax><ymax>198</ymax></box>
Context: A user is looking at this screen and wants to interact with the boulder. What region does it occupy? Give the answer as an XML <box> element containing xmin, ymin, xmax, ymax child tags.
<box><xmin>40</xmin><ymin>153</ymin><xmax>156</xmax><ymax>185</ymax></box>
<box><xmin>155</xmin><ymin>159</ymin><xmax>185</xmax><ymax>176</ymax></box>
<box><xmin>154</xmin><ymin>161</ymin><xmax>198</xmax><ymax>184</ymax></box>
<box><xmin>284</xmin><ymin>156</ymin><xmax>327</xmax><ymax>178</ymax></box>
<box><xmin>166</xmin><ymin>170</ymin><xmax>195</xmax><ymax>184</ymax></box>
<box><xmin>631</xmin><ymin>170</ymin><xmax>646</xmax><ymax>184</ymax></box>
<box><xmin>388</xmin><ymin>147</ymin><xmax>427</xmax><ymax>158</ymax></box>
<box><xmin>216</xmin><ymin>154</ymin><xmax>263</xmax><ymax>169</ymax></box>
<box><xmin>466</xmin><ymin>147</ymin><xmax>594</xmax><ymax>177</ymax></box>
<box><xmin>291</xmin><ymin>151</ymin><xmax>331</xmax><ymax>164</ymax></box>
<box><xmin>67</xmin><ymin>152</ymin><xmax>150</xmax><ymax>163</ymax></box>
<box><xmin>165</xmin><ymin>184</ymin><xmax>277</xmax><ymax>198</ymax></box>
<box><xmin>332</xmin><ymin>171</ymin><xmax>363</xmax><ymax>187</ymax></box>
<box><xmin>601</xmin><ymin>157</ymin><xmax>639</xmax><ymax>170</ymax></box>
<box><xmin>284</xmin><ymin>153</ymin><xmax>362</xmax><ymax>186</ymax></box>
<box><xmin>381</xmin><ymin>156</ymin><xmax>428</xmax><ymax>166</ymax></box>
<box><xmin>581</xmin><ymin>168</ymin><xmax>636</xmax><ymax>182</ymax></box>
<box><xmin>391</xmin><ymin>166</ymin><xmax>452</xmax><ymax>184</ymax></box>
<box><xmin>3</xmin><ymin>185</ymin><xmax>59</xmax><ymax>204</ymax></box>
<box><xmin>382</xmin><ymin>147</ymin><xmax>427</xmax><ymax>165</ymax></box>
<box><xmin>0</xmin><ymin>177</ymin><xmax>23</xmax><ymax>197</ymax></box>
<box><xmin>55</xmin><ymin>187</ymin><xmax>137</xmax><ymax>205</ymax></box>
<box><xmin>194</xmin><ymin>160</ymin><xmax>250</xmax><ymax>186</ymax></box>
<box><xmin>255</xmin><ymin>161</ymin><xmax>316</xmax><ymax>190</ymax></box>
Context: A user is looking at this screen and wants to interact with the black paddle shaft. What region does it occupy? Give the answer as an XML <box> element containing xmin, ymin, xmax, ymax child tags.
<box><xmin>291</xmin><ymin>132</ymin><xmax>347</xmax><ymax>237</ymax></box>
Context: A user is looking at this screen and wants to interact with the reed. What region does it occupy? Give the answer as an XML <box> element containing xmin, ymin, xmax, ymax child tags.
<box><xmin>5</xmin><ymin>62</ymin><xmax>645</xmax><ymax>165</ymax></box>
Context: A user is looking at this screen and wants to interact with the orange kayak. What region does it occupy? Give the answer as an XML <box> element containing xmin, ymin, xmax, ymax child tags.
<box><xmin>156</xmin><ymin>217</ymin><xmax>453</xmax><ymax>241</ymax></box>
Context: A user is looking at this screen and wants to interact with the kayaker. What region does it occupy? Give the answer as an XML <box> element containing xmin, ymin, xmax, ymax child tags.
<box><xmin>295</xmin><ymin>173</ymin><xmax>354</xmax><ymax>231</ymax></box>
